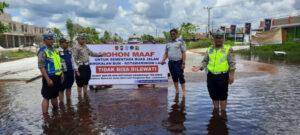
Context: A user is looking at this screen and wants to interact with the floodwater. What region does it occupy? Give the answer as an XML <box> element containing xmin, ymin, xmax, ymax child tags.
<box><xmin>1</xmin><ymin>54</ymin><xmax>300</xmax><ymax>135</ymax></box>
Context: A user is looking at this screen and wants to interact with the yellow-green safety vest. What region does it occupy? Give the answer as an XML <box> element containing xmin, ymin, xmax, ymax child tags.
<box><xmin>39</xmin><ymin>46</ymin><xmax>62</xmax><ymax>76</ymax></box>
<box><xmin>207</xmin><ymin>44</ymin><xmax>231</xmax><ymax>73</ymax></box>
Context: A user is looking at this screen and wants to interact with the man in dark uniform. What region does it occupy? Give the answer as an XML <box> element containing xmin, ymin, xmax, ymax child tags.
<box><xmin>58</xmin><ymin>38</ymin><xmax>78</xmax><ymax>103</ymax></box>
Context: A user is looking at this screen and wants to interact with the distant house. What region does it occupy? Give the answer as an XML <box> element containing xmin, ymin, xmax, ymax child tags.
<box><xmin>128</xmin><ymin>34</ymin><xmax>142</xmax><ymax>44</ymax></box>
<box><xmin>222</xmin><ymin>27</ymin><xmax>245</xmax><ymax>42</ymax></box>
<box><xmin>259</xmin><ymin>15</ymin><xmax>300</xmax><ymax>42</ymax></box>
<box><xmin>0</xmin><ymin>13</ymin><xmax>48</xmax><ymax>48</ymax></box>
<box><xmin>194</xmin><ymin>33</ymin><xmax>207</xmax><ymax>40</ymax></box>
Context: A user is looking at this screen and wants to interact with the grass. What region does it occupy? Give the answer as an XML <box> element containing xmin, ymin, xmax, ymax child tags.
<box><xmin>186</xmin><ymin>39</ymin><xmax>237</xmax><ymax>49</ymax></box>
<box><xmin>236</xmin><ymin>42</ymin><xmax>300</xmax><ymax>63</ymax></box>
<box><xmin>0</xmin><ymin>50</ymin><xmax>36</xmax><ymax>62</ymax></box>
<box><xmin>224</xmin><ymin>40</ymin><xmax>235</xmax><ymax>46</ymax></box>
<box><xmin>237</xmin><ymin>42</ymin><xmax>300</xmax><ymax>54</ymax></box>
<box><xmin>186</xmin><ymin>39</ymin><xmax>213</xmax><ymax>49</ymax></box>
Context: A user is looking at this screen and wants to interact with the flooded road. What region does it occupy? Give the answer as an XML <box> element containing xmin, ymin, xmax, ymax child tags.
<box><xmin>1</xmin><ymin>53</ymin><xmax>300</xmax><ymax>135</ymax></box>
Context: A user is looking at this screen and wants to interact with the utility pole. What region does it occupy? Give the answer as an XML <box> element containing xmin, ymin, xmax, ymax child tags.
<box><xmin>204</xmin><ymin>7</ymin><xmax>213</xmax><ymax>37</ymax></box>
<box><xmin>169</xmin><ymin>23</ymin><xmax>173</xmax><ymax>30</ymax></box>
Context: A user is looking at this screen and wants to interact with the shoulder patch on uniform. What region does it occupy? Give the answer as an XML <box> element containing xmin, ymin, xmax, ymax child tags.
<box><xmin>37</xmin><ymin>46</ymin><xmax>47</xmax><ymax>55</ymax></box>
<box><xmin>209</xmin><ymin>48</ymin><xmax>214</xmax><ymax>54</ymax></box>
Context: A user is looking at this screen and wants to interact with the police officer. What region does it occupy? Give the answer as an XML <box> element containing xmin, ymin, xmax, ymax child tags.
<box><xmin>58</xmin><ymin>37</ymin><xmax>78</xmax><ymax>103</ymax></box>
<box><xmin>160</xmin><ymin>28</ymin><xmax>187</xmax><ymax>96</ymax></box>
<box><xmin>73</xmin><ymin>33</ymin><xmax>102</xmax><ymax>97</ymax></box>
<box><xmin>38</xmin><ymin>30</ymin><xmax>64</xmax><ymax>114</ymax></box>
<box><xmin>192</xmin><ymin>29</ymin><xmax>236</xmax><ymax>112</ymax></box>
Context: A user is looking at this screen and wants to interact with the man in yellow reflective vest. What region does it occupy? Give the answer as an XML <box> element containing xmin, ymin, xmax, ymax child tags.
<box><xmin>37</xmin><ymin>30</ymin><xmax>64</xmax><ymax>114</ymax></box>
<box><xmin>192</xmin><ymin>29</ymin><xmax>236</xmax><ymax>112</ymax></box>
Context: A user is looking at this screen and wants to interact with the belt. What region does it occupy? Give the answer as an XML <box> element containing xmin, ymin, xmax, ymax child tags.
<box><xmin>169</xmin><ymin>60</ymin><xmax>182</xmax><ymax>62</ymax></box>
<box><xmin>78</xmin><ymin>62</ymin><xmax>89</xmax><ymax>66</ymax></box>
<box><xmin>208</xmin><ymin>71</ymin><xmax>228</xmax><ymax>75</ymax></box>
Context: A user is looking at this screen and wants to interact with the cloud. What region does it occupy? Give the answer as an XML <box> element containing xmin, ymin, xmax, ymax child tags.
<box><xmin>129</xmin><ymin>0</ymin><xmax>172</xmax><ymax>19</ymax></box>
<box><xmin>293</xmin><ymin>0</ymin><xmax>300</xmax><ymax>9</ymax></box>
<box><xmin>75</xmin><ymin>0</ymin><xmax>118</xmax><ymax>18</ymax></box>
<box><xmin>210</xmin><ymin>0</ymin><xmax>297</xmax><ymax>29</ymax></box>
<box><xmin>11</xmin><ymin>16</ymin><xmax>22</xmax><ymax>22</ymax></box>
<box><xmin>4</xmin><ymin>0</ymin><xmax>298</xmax><ymax>39</ymax></box>
<box><xmin>7</xmin><ymin>0</ymin><xmax>118</xmax><ymax>19</ymax></box>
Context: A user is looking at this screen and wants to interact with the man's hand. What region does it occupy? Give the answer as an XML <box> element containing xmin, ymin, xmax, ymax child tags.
<box><xmin>159</xmin><ymin>61</ymin><xmax>166</xmax><ymax>65</ymax></box>
<box><xmin>46</xmin><ymin>79</ymin><xmax>53</xmax><ymax>86</ymax></box>
<box><xmin>181</xmin><ymin>62</ymin><xmax>185</xmax><ymax>69</ymax></box>
<box><xmin>192</xmin><ymin>66</ymin><xmax>203</xmax><ymax>72</ymax></box>
<box><xmin>61</xmin><ymin>74</ymin><xmax>64</xmax><ymax>83</ymax></box>
<box><xmin>97</xmin><ymin>52</ymin><xmax>104</xmax><ymax>57</ymax></box>
<box><xmin>229</xmin><ymin>72</ymin><xmax>235</xmax><ymax>85</ymax></box>
<box><xmin>192</xmin><ymin>66</ymin><xmax>200</xmax><ymax>72</ymax></box>
<box><xmin>76</xmin><ymin>71</ymin><xmax>80</xmax><ymax>76</ymax></box>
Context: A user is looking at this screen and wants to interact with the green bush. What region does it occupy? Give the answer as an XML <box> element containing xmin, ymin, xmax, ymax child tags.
<box><xmin>186</xmin><ymin>39</ymin><xmax>213</xmax><ymax>49</ymax></box>
<box><xmin>224</xmin><ymin>40</ymin><xmax>235</xmax><ymax>46</ymax></box>
<box><xmin>0</xmin><ymin>50</ymin><xmax>35</xmax><ymax>62</ymax></box>
<box><xmin>187</xmin><ymin>39</ymin><xmax>238</xmax><ymax>49</ymax></box>
<box><xmin>235</xmin><ymin>42</ymin><xmax>300</xmax><ymax>63</ymax></box>
<box><xmin>241</xmin><ymin>42</ymin><xmax>300</xmax><ymax>53</ymax></box>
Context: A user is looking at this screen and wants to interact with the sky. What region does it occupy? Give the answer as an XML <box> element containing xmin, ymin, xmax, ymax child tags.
<box><xmin>4</xmin><ymin>0</ymin><xmax>300</xmax><ymax>39</ymax></box>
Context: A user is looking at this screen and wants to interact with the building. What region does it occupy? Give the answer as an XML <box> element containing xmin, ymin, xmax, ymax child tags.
<box><xmin>0</xmin><ymin>13</ymin><xmax>48</xmax><ymax>48</ymax></box>
<box><xmin>128</xmin><ymin>34</ymin><xmax>142</xmax><ymax>44</ymax></box>
<box><xmin>194</xmin><ymin>33</ymin><xmax>207</xmax><ymax>40</ymax></box>
<box><xmin>222</xmin><ymin>26</ymin><xmax>245</xmax><ymax>42</ymax></box>
<box><xmin>259</xmin><ymin>15</ymin><xmax>300</xmax><ymax>42</ymax></box>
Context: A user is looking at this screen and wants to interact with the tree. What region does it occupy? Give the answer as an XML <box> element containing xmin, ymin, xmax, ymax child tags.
<box><xmin>179</xmin><ymin>22</ymin><xmax>198</xmax><ymax>41</ymax></box>
<box><xmin>0</xmin><ymin>22</ymin><xmax>9</xmax><ymax>33</ymax></box>
<box><xmin>53</xmin><ymin>27</ymin><xmax>63</xmax><ymax>39</ymax></box>
<box><xmin>66</xmin><ymin>19</ymin><xmax>75</xmax><ymax>44</ymax></box>
<box><xmin>52</xmin><ymin>27</ymin><xmax>63</xmax><ymax>47</ymax></box>
<box><xmin>141</xmin><ymin>34</ymin><xmax>155</xmax><ymax>43</ymax></box>
<box><xmin>163</xmin><ymin>31</ymin><xmax>171</xmax><ymax>41</ymax></box>
<box><xmin>112</xmin><ymin>33</ymin><xmax>123</xmax><ymax>43</ymax></box>
<box><xmin>116</xmin><ymin>33</ymin><xmax>123</xmax><ymax>43</ymax></box>
<box><xmin>80</xmin><ymin>27</ymin><xmax>101</xmax><ymax>44</ymax></box>
<box><xmin>66</xmin><ymin>19</ymin><xmax>103</xmax><ymax>44</ymax></box>
<box><xmin>101</xmin><ymin>30</ymin><xmax>111</xmax><ymax>43</ymax></box>
<box><xmin>0</xmin><ymin>2</ymin><xmax>9</xmax><ymax>13</ymax></box>
<box><xmin>154</xmin><ymin>37</ymin><xmax>167</xmax><ymax>44</ymax></box>
<box><xmin>0</xmin><ymin>2</ymin><xmax>9</xmax><ymax>34</ymax></box>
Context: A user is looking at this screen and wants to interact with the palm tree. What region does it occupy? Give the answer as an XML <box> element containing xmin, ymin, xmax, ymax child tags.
<box><xmin>0</xmin><ymin>2</ymin><xmax>9</xmax><ymax>13</ymax></box>
<box><xmin>179</xmin><ymin>22</ymin><xmax>198</xmax><ymax>41</ymax></box>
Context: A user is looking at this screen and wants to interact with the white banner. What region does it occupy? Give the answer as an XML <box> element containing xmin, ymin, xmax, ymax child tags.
<box><xmin>87</xmin><ymin>44</ymin><xmax>168</xmax><ymax>85</ymax></box>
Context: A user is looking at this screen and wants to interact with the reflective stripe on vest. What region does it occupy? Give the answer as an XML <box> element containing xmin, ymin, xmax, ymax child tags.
<box><xmin>59</xmin><ymin>50</ymin><xmax>73</xmax><ymax>71</ymax></box>
<box><xmin>44</xmin><ymin>47</ymin><xmax>62</xmax><ymax>76</ymax></box>
<box><xmin>207</xmin><ymin>45</ymin><xmax>230</xmax><ymax>73</ymax></box>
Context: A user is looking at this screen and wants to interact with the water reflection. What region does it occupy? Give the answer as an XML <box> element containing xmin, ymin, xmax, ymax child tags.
<box><xmin>42</xmin><ymin>94</ymin><xmax>97</xmax><ymax>134</ymax></box>
<box><xmin>237</xmin><ymin>50</ymin><xmax>300</xmax><ymax>65</ymax></box>
<box><xmin>1</xmin><ymin>53</ymin><xmax>300</xmax><ymax>134</ymax></box>
<box><xmin>167</xmin><ymin>93</ymin><xmax>186</xmax><ymax>133</ymax></box>
<box><xmin>207</xmin><ymin>109</ymin><xmax>228</xmax><ymax>135</ymax></box>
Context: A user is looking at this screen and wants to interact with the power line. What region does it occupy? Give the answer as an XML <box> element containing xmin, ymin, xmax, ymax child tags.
<box><xmin>213</xmin><ymin>10</ymin><xmax>300</xmax><ymax>25</ymax></box>
<box><xmin>209</xmin><ymin>5</ymin><xmax>300</xmax><ymax>28</ymax></box>
<box><xmin>211</xmin><ymin>12</ymin><xmax>300</xmax><ymax>30</ymax></box>
<box><xmin>212</xmin><ymin>8</ymin><xmax>300</xmax><ymax>19</ymax></box>
<box><xmin>212</xmin><ymin>0</ymin><xmax>260</xmax><ymax>8</ymax></box>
